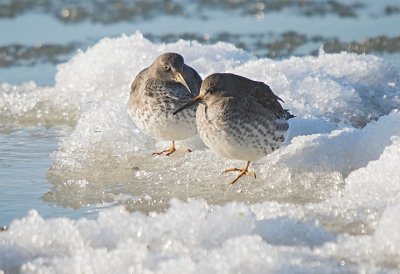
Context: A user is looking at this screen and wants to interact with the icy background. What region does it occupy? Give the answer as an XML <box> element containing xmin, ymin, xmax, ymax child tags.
<box><xmin>1</xmin><ymin>33</ymin><xmax>400</xmax><ymax>273</ymax></box>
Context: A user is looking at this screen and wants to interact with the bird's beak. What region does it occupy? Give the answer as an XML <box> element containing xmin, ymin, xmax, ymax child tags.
<box><xmin>173</xmin><ymin>94</ymin><xmax>204</xmax><ymax>115</ymax></box>
<box><xmin>175</xmin><ymin>72</ymin><xmax>192</xmax><ymax>93</ymax></box>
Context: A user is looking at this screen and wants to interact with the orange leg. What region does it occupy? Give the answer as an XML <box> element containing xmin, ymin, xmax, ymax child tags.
<box><xmin>223</xmin><ymin>161</ymin><xmax>256</xmax><ymax>184</ymax></box>
<box><xmin>152</xmin><ymin>141</ymin><xmax>192</xmax><ymax>156</ymax></box>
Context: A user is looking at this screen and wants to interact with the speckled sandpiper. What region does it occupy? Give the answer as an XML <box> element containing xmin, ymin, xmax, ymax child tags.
<box><xmin>128</xmin><ymin>52</ymin><xmax>202</xmax><ymax>156</ymax></box>
<box><xmin>174</xmin><ymin>73</ymin><xmax>293</xmax><ymax>184</ymax></box>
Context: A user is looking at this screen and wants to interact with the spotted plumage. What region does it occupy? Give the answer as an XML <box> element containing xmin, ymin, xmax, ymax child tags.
<box><xmin>128</xmin><ymin>53</ymin><xmax>202</xmax><ymax>155</ymax></box>
<box><xmin>174</xmin><ymin>73</ymin><xmax>293</xmax><ymax>184</ymax></box>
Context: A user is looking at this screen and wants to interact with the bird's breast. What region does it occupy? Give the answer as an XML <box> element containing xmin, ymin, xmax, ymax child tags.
<box><xmin>195</xmin><ymin>96</ymin><xmax>289</xmax><ymax>161</ymax></box>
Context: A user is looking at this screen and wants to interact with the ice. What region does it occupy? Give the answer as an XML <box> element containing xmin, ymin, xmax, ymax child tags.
<box><xmin>234</xmin><ymin>48</ymin><xmax>400</xmax><ymax>127</ymax></box>
<box><xmin>42</xmin><ymin>34</ymin><xmax>399</xmax><ymax>201</ymax></box>
<box><xmin>0</xmin><ymin>33</ymin><xmax>249</xmax><ymax>128</ymax></box>
<box><xmin>343</xmin><ymin>135</ymin><xmax>400</xmax><ymax>207</ymax></box>
<box><xmin>372</xmin><ymin>203</ymin><xmax>400</xmax><ymax>265</ymax></box>
<box><xmin>318</xmin><ymin>202</ymin><xmax>400</xmax><ymax>271</ymax></box>
<box><xmin>0</xmin><ymin>82</ymin><xmax>77</xmax><ymax>126</ymax></box>
<box><xmin>1</xmin><ymin>33</ymin><xmax>400</xmax><ymax>272</ymax></box>
<box><xmin>254</xmin><ymin>216</ymin><xmax>336</xmax><ymax>247</ymax></box>
<box><xmin>274</xmin><ymin>110</ymin><xmax>400</xmax><ymax>175</ymax></box>
<box><xmin>0</xmin><ymin>200</ymin><xmax>349</xmax><ymax>274</ymax></box>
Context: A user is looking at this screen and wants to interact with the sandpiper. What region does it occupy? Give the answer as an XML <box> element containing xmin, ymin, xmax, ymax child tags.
<box><xmin>174</xmin><ymin>73</ymin><xmax>293</xmax><ymax>184</ymax></box>
<box><xmin>128</xmin><ymin>53</ymin><xmax>202</xmax><ymax>156</ymax></box>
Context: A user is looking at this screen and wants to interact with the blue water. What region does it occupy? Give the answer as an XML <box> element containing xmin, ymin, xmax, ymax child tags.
<box><xmin>1</xmin><ymin>1</ymin><xmax>399</xmax><ymax>85</ymax></box>
<box><xmin>0</xmin><ymin>126</ymin><xmax>104</xmax><ymax>226</ymax></box>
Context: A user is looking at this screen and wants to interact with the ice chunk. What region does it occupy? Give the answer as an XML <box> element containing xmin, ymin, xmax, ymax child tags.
<box><xmin>320</xmin><ymin>202</ymin><xmax>400</xmax><ymax>271</ymax></box>
<box><xmin>274</xmin><ymin>110</ymin><xmax>400</xmax><ymax>176</ymax></box>
<box><xmin>28</xmin><ymin>34</ymin><xmax>393</xmax><ymax>214</ymax></box>
<box><xmin>372</xmin><ymin>203</ymin><xmax>400</xmax><ymax>266</ymax></box>
<box><xmin>1</xmin><ymin>34</ymin><xmax>398</xmax><ymax>184</ymax></box>
<box><xmin>255</xmin><ymin>216</ymin><xmax>336</xmax><ymax>247</ymax></box>
<box><xmin>0</xmin><ymin>200</ymin><xmax>349</xmax><ymax>274</ymax></box>
<box><xmin>234</xmin><ymin>51</ymin><xmax>400</xmax><ymax>127</ymax></box>
<box><xmin>0</xmin><ymin>82</ymin><xmax>78</xmax><ymax>126</ymax></box>
<box><xmin>47</xmin><ymin>108</ymin><xmax>400</xmax><ymax>214</ymax></box>
<box><xmin>343</xmin><ymin>135</ymin><xmax>400</xmax><ymax>207</ymax></box>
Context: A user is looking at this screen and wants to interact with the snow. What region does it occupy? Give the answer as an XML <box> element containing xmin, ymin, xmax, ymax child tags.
<box><xmin>1</xmin><ymin>32</ymin><xmax>400</xmax><ymax>273</ymax></box>
<box><xmin>343</xmin><ymin>135</ymin><xmax>400</xmax><ymax>207</ymax></box>
<box><xmin>2</xmin><ymin>200</ymin><xmax>400</xmax><ymax>273</ymax></box>
<box><xmin>0</xmin><ymin>201</ymin><xmax>345</xmax><ymax>274</ymax></box>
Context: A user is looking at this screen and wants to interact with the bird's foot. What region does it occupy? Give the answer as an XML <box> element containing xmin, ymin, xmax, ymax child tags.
<box><xmin>223</xmin><ymin>161</ymin><xmax>256</xmax><ymax>184</ymax></box>
<box><xmin>152</xmin><ymin>146</ymin><xmax>176</xmax><ymax>156</ymax></box>
<box><xmin>152</xmin><ymin>146</ymin><xmax>192</xmax><ymax>157</ymax></box>
<box><xmin>223</xmin><ymin>167</ymin><xmax>243</xmax><ymax>173</ymax></box>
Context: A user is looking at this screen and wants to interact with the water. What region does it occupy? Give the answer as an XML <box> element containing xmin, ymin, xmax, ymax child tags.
<box><xmin>1</xmin><ymin>1</ymin><xmax>400</xmax><ymax>273</ymax></box>
<box><xmin>0</xmin><ymin>125</ymin><xmax>105</xmax><ymax>225</ymax></box>
<box><xmin>1</xmin><ymin>0</ymin><xmax>400</xmax><ymax>86</ymax></box>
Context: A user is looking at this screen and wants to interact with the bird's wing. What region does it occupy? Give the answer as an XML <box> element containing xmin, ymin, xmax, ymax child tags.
<box><xmin>130</xmin><ymin>68</ymin><xmax>148</xmax><ymax>94</ymax></box>
<box><xmin>183</xmin><ymin>64</ymin><xmax>202</xmax><ymax>95</ymax></box>
<box><xmin>245</xmin><ymin>81</ymin><xmax>288</xmax><ymax>119</ymax></box>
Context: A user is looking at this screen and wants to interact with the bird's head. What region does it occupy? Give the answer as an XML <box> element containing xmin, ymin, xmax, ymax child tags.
<box><xmin>152</xmin><ymin>52</ymin><xmax>192</xmax><ymax>93</ymax></box>
<box><xmin>173</xmin><ymin>73</ymin><xmax>228</xmax><ymax>115</ymax></box>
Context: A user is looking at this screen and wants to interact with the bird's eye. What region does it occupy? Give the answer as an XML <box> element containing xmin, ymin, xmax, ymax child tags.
<box><xmin>207</xmin><ymin>86</ymin><xmax>215</xmax><ymax>93</ymax></box>
<box><xmin>164</xmin><ymin>65</ymin><xmax>170</xmax><ymax>71</ymax></box>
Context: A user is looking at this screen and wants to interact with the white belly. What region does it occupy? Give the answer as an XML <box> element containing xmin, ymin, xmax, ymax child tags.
<box><xmin>196</xmin><ymin>103</ymin><xmax>287</xmax><ymax>161</ymax></box>
<box><xmin>128</xmin><ymin>103</ymin><xmax>197</xmax><ymax>141</ymax></box>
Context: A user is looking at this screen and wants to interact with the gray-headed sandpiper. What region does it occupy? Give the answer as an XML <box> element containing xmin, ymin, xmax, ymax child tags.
<box><xmin>128</xmin><ymin>53</ymin><xmax>202</xmax><ymax>156</ymax></box>
<box><xmin>174</xmin><ymin>73</ymin><xmax>293</xmax><ymax>184</ymax></box>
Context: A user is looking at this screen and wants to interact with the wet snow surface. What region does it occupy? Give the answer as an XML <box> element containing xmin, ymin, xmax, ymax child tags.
<box><xmin>1</xmin><ymin>34</ymin><xmax>400</xmax><ymax>273</ymax></box>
